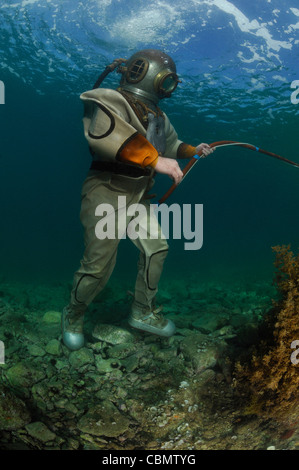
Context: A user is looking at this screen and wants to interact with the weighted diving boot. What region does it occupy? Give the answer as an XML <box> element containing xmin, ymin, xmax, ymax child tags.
<box><xmin>61</xmin><ymin>306</ymin><xmax>85</xmax><ymax>351</ymax></box>
<box><xmin>128</xmin><ymin>303</ymin><xmax>176</xmax><ymax>337</ymax></box>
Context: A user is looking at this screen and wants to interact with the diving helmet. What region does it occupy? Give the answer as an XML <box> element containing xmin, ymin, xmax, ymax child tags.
<box><xmin>119</xmin><ymin>49</ymin><xmax>180</xmax><ymax>105</ymax></box>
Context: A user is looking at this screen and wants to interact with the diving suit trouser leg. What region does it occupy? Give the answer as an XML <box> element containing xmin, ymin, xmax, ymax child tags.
<box><xmin>131</xmin><ymin>233</ymin><xmax>169</xmax><ymax>310</ymax></box>
<box><xmin>128</xmin><ymin>200</ymin><xmax>169</xmax><ymax>310</ymax></box>
<box><xmin>126</xmin><ymin>200</ymin><xmax>175</xmax><ymax>336</ymax></box>
<box><xmin>63</xmin><ymin>246</ymin><xmax>118</xmax><ymax>351</ymax></box>
<box><xmin>63</xmin><ymin>171</ymin><xmax>157</xmax><ymax>350</ymax></box>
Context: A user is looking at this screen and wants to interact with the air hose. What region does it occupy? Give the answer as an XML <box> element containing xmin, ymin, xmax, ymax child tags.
<box><xmin>92</xmin><ymin>58</ymin><xmax>127</xmax><ymax>89</ymax></box>
<box><xmin>158</xmin><ymin>140</ymin><xmax>299</xmax><ymax>204</ymax></box>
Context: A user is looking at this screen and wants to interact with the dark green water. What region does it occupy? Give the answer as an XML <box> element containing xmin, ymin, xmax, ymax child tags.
<box><xmin>1</xmin><ymin>73</ymin><xmax>298</xmax><ymax>288</ymax></box>
<box><xmin>1</xmin><ymin>0</ymin><xmax>298</xmax><ymax>291</ymax></box>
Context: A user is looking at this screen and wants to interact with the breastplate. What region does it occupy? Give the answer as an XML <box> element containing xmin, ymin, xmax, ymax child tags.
<box><xmin>146</xmin><ymin>112</ymin><xmax>166</xmax><ymax>155</ymax></box>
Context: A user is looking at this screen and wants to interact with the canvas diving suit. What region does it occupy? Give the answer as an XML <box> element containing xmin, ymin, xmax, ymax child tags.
<box><xmin>62</xmin><ymin>48</ymin><xmax>209</xmax><ymax>350</ymax></box>
<box><xmin>66</xmin><ymin>88</ymin><xmax>191</xmax><ymax>319</ymax></box>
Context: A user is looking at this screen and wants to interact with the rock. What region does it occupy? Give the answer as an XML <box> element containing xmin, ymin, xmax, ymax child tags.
<box><xmin>175</xmin><ymin>328</ymin><xmax>194</xmax><ymax>337</ymax></box>
<box><xmin>197</xmin><ymin>368</ymin><xmax>216</xmax><ymax>387</ymax></box>
<box><xmin>31</xmin><ymin>383</ymin><xmax>52</xmax><ymax>412</ymax></box>
<box><xmin>88</xmin><ymin>342</ymin><xmax>104</xmax><ymax>353</ymax></box>
<box><xmin>216</xmin><ymin>325</ymin><xmax>235</xmax><ymax>337</ymax></box>
<box><xmin>55</xmin><ymin>399</ymin><xmax>78</xmax><ymax>414</ymax></box>
<box><xmin>25</xmin><ymin>421</ymin><xmax>56</xmax><ymax>443</ymax></box>
<box><xmin>154</xmin><ymin>348</ymin><xmax>177</xmax><ymax>362</ymax></box>
<box><xmin>125</xmin><ymin>398</ymin><xmax>145</xmax><ymax>422</ymax></box>
<box><xmin>166</xmin><ymin>314</ymin><xmax>194</xmax><ymax>329</ymax></box>
<box><xmin>45</xmin><ymin>339</ymin><xmax>62</xmax><ymax>356</ymax></box>
<box><xmin>69</xmin><ymin>348</ymin><xmax>94</xmax><ymax>369</ymax></box>
<box><xmin>0</xmin><ymin>385</ymin><xmax>31</xmax><ymax>430</ymax></box>
<box><xmin>5</xmin><ymin>362</ymin><xmax>46</xmax><ymax>396</ymax></box>
<box><xmin>27</xmin><ymin>344</ymin><xmax>46</xmax><ymax>357</ymax></box>
<box><xmin>42</xmin><ymin>311</ymin><xmax>61</xmax><ymax>324</ymax></box>
<box><xmin>107</xmin><ymin>342</ymin><xmax>137</xmax><ymax>359</ymax></box>
<box><xmin>121</xmin><ymin>354</ymin><xmax>140</xmax><ymax>373</ymax></box>
<box><xmin>92</xmin><ymin>324</ymin><xmax>135</xmax><ymax>345</ymax></box>
<box><xmin>95</xmin><ymin>356</ymin><xmax>121</xmax><ymax>374</ymax></box>
<box><xmin>54</xmin><ymin>359</ymin><xmax>68</xmax><ymax>370</ymax></box>
<box><xmin>78</xmin><ymin>400</ymin><xmax>131</xmax><ymax>437</ymax></box>
<box><xmin>180</xmin><ymin>333</ymin><xmax>225</xmax><ymax>373</ymax></box>
<box><xmin>191</xmin><ymin>313</ymin><xmax>229</xmax><ymax>333</ymax></box>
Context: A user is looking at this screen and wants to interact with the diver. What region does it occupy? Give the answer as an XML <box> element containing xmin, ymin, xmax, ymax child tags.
<box><xmin>62</xmin><ymin>49</ymin><xmax>214</xmax><ymax>351</ymax></box>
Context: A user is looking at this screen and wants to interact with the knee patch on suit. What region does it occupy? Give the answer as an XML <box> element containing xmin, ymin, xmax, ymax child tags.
<box><xmin>74</xmin><ymin>273</ymin><xmax>101</xmax><ymax>305</ymax></box>
<box><xmin>147</xmin><ymin>249</ymin><xmax>168</xmax><ymax>290</ymax></box>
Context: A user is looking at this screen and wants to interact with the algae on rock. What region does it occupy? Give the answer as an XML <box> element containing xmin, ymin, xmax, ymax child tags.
<box><xmin>0</xmin><ymin>384</ymin><xmax>31</xmax><ymax>431</ymax></box>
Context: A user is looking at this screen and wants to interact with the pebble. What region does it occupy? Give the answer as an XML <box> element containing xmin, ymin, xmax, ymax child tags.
<box><xmin>27</xmin><ymin>344</ymin><xmax>46</xmax><ymax>357</ymax></box>
<box><xmin>42</xmin><ymin>311</ymin><xmax>61</xmax><ymax>324</ymax></box>
<box><xmin>68</xmin><ymin>348</ymin><xmax>94</xmax><ymax>368</ymax></box>
<box><xmin>92</xmin><ymin>324</ymin><xmax>135</xmax><ymax>345</ymax></box>
<box><xmin>78</xmin><ymin>401</ymin><xmax>131</xmax><ymax>438</ymax></box>
<box><xmin>45</xmin><ymin>339</ymin><xmax>62</xmax><ymax>356</ymax></box>
<box><xmin>95</xmin><ymin>356</ymin><xmax>121</xmax><ymax>374</ymax></box>
<box><xmin>25</xmin><ymin>421</ymin><xmax>56</xmax><ymax>443</ymax></box>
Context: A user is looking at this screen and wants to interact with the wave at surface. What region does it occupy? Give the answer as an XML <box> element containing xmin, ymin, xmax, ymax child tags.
<box><xmin>0</xmin><ymin>0</ymin><xmax>298</xmax><ymax>125</ymax></box>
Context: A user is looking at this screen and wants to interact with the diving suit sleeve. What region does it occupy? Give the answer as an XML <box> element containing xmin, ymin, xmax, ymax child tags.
<box><xmin>177</xmin><ymin>143</ymin><xmax>197</xmax><ymax>159</ymax></box>
<box><xmin>118</xmin><ymin>133</ymin><xmax>159</xmax><ymax>168</ymax></box>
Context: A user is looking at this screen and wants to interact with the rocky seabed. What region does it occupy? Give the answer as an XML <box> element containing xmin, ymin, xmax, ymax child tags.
<box><xmin>0</xmin><ymin>279</ymin><xmax>296</xmax><ymax>450</ymax></box>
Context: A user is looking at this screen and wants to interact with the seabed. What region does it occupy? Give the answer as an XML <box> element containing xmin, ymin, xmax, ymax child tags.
<box><xmin>0</xmin><ymin>276</ymin><xmax>297</xmax><ymax>451</ymax></box>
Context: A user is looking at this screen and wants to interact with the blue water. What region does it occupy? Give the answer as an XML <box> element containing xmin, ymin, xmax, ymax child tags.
<box><xmin>0</xmin><ymin>0</ymin><xmax>299</xmax><ymax>285</ymax></box>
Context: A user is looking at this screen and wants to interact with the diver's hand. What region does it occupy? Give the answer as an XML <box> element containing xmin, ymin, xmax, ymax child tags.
<box><xmin>196</xmin><ymin>143</ymin><xmax>215</xmax><ymax>158</ymax></box>
<box><xmin>154</xmin><ymin>156</ymin><xmax>183</xmax><ymax>185</ymax></box>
